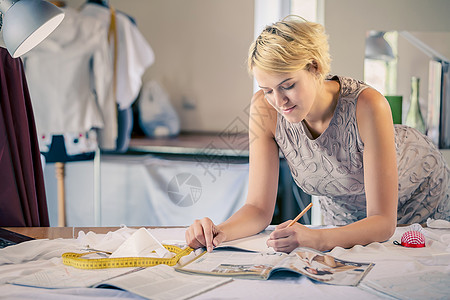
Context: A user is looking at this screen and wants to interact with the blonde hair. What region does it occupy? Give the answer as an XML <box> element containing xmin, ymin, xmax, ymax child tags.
<box><xmin>248</xmin><ymin>15</ymin><xmax>331</xmax><ymax>81</ymax></box>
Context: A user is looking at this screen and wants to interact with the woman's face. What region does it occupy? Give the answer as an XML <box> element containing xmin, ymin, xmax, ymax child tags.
<box><xmin>253</xmin><ymin>67</ymin><xmax>318</xmax><ymax>124</ymax></box>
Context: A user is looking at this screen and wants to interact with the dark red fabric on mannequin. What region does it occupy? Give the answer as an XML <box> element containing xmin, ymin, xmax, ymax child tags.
<box><xmin>0</xmin><ymin>47</ymin><xmax>49</xmax><ymax>226</ymax></box>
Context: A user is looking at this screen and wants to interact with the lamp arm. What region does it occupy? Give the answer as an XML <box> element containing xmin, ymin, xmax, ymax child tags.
<box><xmin>399</xmin><ymin>31</ymin><xmax>450</xmax><ymax>63</ymax></box>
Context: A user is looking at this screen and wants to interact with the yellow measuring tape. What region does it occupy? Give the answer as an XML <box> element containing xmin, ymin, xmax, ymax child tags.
<box><xmin>62</xmin><ymin>245</ymin><xmax>193</xmax><ymax>270</ymax></box>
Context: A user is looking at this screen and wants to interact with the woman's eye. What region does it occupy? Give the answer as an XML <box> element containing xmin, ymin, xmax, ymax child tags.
<box><xmin>282</xmin><ymin>83</ymin><xmax>295</xmax><ymax>90</ymax></box>
<box><xmin>264</xmin><ymin>90</ymin><xmax>273</xmax><ymax>95</ymax></box>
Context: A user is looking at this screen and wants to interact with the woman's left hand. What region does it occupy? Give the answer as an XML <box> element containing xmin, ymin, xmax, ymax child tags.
<box><xmin>267</xmin><ymin>221</ymin><xmax>318</xmax><ymax>252</ymax></box>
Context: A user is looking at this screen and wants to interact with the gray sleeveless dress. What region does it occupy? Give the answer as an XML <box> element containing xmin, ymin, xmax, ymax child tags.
<box><xmin>275</xmin><ymin>75</ymin><xmax>450</xmax><ymax>225</ymax></box>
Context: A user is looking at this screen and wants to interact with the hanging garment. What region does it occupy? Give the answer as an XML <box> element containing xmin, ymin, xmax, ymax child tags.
<box><xmin>81</xmin><ymin>3</ymin><xmax>155</xmax><ymax>110</ymax></box>
<box><xmin>0</xmin><ymin>47</ymin><xmax>49</xmax><ymax>226</ymax></box>
<box><xmin>81</xmin><ymin>3</ymin><xmax>154</xmax><ymax>152</ymax></box>
<box><xmin>22</xmin><ymin>7</ymin><xmax>117</xmax><ymax>150</ymax></box>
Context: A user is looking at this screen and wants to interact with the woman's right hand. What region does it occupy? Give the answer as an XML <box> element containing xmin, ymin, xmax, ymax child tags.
<box><xmin>185</xmin><ymin>217</ymin><xmax>226</xmax><ymax>252</ymax></box>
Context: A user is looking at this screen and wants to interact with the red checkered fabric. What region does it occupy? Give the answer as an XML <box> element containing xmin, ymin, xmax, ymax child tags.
<box><xmin>401</xmin><ymin>230</ymin><xmax>425</xmax><ymax>248</ymax></box>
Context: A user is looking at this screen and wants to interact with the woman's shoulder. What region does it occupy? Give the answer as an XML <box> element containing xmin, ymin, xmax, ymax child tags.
<box><xmin>355</xmin><ymin>86</ymin><xmax>394</xmax><ymax>145</ymax></box>
<box><xmin>357</xmin><ymin>85</ymin><xmax>389</xmax><ymax>114</ymax></box>
<box><xmin>327</xmin><ymin>74</ymin><xmax>370</xmax><ymax>98</ymax></box>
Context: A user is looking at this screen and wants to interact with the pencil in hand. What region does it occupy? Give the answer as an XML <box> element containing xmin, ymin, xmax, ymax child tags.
<box><xmin>287</xmin><ymin>203</ymin><xmax>313</xmax><ymax>227</ymax></box>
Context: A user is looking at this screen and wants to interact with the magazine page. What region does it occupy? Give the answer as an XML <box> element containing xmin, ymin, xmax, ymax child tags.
<box><xmin>177</xmin><ymin>250</ymin><xmax>287</xmax><ymax>279</ymax></box>
<box><xmin>216</xmin><ymin>226</ymin><xmax>336</xmax><ymax>253</ymax></box>
<box><xmin>216</xmin><ymin>230</ymin><xmax>273</xmax><ymax>253</ymax></box>
<box><xmin>94</xmin><ymin>264</ymin><xmax>232</xmax><ymax>300</ymax></box>
<box><xmin>277</xmin><ymin>247</ymin><xmax>374</xmax><ymax>286</ymax></box>
<box><xmin>177</xmin><ymin>246</ymin><xmax>374</xmax><ymax>285</ymax></box>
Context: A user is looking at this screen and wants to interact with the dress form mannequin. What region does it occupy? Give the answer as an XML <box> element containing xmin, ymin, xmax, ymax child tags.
<box><xmin>31</xmin><ymin>1</ymin><xmax>104</xmax><ymax>226</ymax></box>
<box><xmin>36</xmin><ymin>1</ymin><xmax>153</xmax><ymax>226</ymax></box>
<box><xmin>43</xmin><ymin>1</ymin><xmax>96</xmax><ymax>227</ymax></box>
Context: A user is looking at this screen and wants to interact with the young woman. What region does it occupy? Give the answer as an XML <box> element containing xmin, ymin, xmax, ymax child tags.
<box><xmin>185</xmin><ymin>16</ymin><xmax>450</xmax><ymax>253</ymax></box>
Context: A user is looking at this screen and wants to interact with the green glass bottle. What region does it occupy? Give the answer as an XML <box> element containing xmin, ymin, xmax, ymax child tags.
<box><xmin>405</xmin><ymin>76</ymin><xmax>426</xmax><ymax>134</ymax></box>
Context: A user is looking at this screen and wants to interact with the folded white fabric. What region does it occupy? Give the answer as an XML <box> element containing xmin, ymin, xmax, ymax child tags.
<box><xmin>110</xmin><ymin>228</ymin><xmax>171</xmax><ymax>258</ymax></box>
<box><xmin>427</xmin><ymin>218</ymin><xmax>450</xmax><ymax>229</ymax></box>
<box><xmin>76</xmin><ymin>226</ymin><xmax>138</xmax><ymax>253</ymax></box>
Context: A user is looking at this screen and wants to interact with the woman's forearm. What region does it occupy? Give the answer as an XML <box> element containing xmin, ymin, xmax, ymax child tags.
<box><xmin>218</xmin><ymin>203</ymin><xmax>274</xmax><ymax>242</ymax></box>
<box><xmin>317</xmin><ymin>215</ymin><xmax>396</xmax><ymax>251</ymax></box>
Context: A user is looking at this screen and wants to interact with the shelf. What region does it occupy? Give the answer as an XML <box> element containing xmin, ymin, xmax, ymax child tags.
<box><xmin>129</xmin><ymin>132</ymin><xmax>249</xmax><ymax>157</ymax></box>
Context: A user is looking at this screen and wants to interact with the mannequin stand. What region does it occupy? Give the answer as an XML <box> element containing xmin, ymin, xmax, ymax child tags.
<box><xmin>55</xmin><ymin>162</ymin><xmax>66</xmax><ymax>227</ymax></box>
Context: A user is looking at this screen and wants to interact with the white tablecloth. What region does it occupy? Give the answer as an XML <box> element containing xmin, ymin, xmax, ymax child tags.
<box><xmin>0</xmin><ymin>226</ymin><xmax>449</xmax><ymax>300</ymax></box>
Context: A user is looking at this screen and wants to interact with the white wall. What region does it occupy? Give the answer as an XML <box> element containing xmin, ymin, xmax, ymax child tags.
<box><xmin>59</xmin><ymin>1</ymin><xmax>450</xmax><ymax>132</ymax></box>
<box><xmin>68</xmin><ymin>0</ymin><xmax>255</xmax><ymax>133</ymax></box>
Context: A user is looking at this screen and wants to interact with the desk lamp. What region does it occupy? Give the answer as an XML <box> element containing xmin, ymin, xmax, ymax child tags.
<box><xmin>0</xmin><ymin>0</ymin><xmax>64</xmax><ymax>58</ymax></box>
<box><xmin>365</xmin><ymin>31</ymin><xmax>395</xmax><ymax>61</ymax></box>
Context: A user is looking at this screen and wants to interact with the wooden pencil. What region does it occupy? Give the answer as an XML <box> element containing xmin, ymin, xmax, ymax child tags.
<box><xmin>287</xmin><ymin>203</ymin><xmax>313</xmax><ymax>227</ymax></box>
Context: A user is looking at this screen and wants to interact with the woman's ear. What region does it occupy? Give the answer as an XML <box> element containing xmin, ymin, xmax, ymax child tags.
<box><xmin>307</xmin><ymin>60</ymin><xmax>319</xmax><ymax>74</ymax></box>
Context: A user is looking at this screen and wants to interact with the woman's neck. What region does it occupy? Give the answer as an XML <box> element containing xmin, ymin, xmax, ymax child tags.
<box><xmin>303</xmin><ymin>79</ymin><xmax>340</xmax><ymax>139</ymax></box>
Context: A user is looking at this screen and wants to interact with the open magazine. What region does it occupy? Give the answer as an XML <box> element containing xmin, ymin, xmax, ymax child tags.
<box><xmin>10</xmin><ymin>264</ymin><xmax>231</xmax><ymax>300</ymax></box>
<box><xmin>91</xmin><ymin>264</ymin><xmax>231</xmax><ymax>300</ymax></box>
<box><xmin>177</xmin><ymin>246</ymin><xmax>374</xmax><ymax>286</ymax></box>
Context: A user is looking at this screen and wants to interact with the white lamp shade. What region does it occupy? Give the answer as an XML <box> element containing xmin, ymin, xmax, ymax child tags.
<box><xmin>2</xmin><ymin>0</ymin><xmax>64</xmax><ymax>58</ymax></box>
<box><xmin>365</xmin><ymin>31</ymin><xmax>395</xmax><ymax>61</ymax></box>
